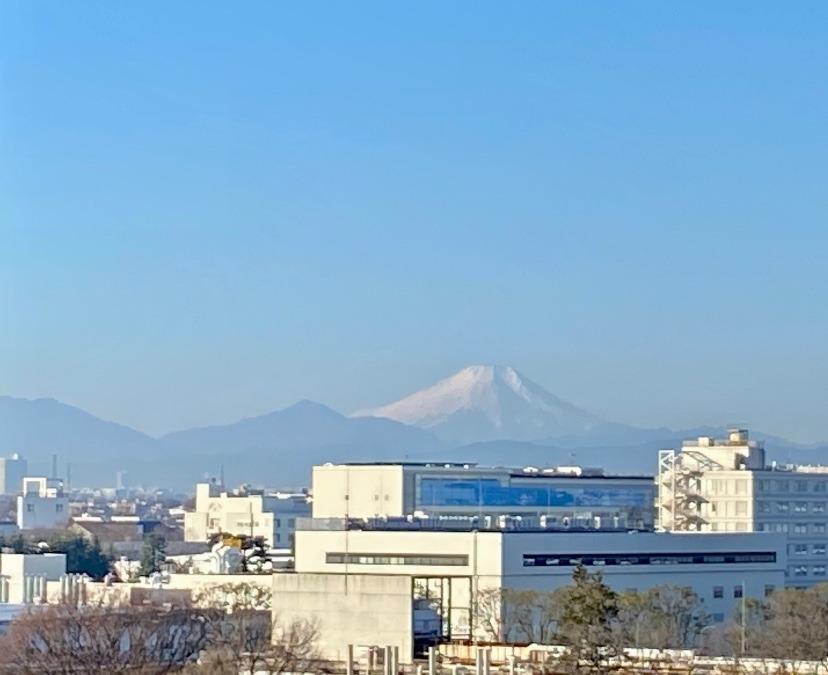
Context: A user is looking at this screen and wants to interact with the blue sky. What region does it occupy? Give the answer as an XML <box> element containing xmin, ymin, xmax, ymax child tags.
<box><xmin>2</xmin><ymin>2</ymin><xmax>827</xmax><ymax>441</ymax></box>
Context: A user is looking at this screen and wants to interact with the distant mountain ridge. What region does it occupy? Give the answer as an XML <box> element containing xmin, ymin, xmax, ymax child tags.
<box><xmin>353</xmin><ymin>365</ymin><xmax>608</xmax><ymax>443</ymax></box>
<box><xmin>4</xmin><ymin>366</ymin><xmax>828</xmax><ymax>490</ymax></box>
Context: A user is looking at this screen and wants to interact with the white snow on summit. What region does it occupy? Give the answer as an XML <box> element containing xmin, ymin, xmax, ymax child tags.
<box><xmin>352</xmin><ymin>365</ymin><xmax>604</xmax><ymax>443</ymax></box>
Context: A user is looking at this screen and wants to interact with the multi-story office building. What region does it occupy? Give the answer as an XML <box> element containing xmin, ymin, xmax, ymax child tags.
<box><xmin>312</xmin><ymin>462</ymin><xmax>655</xmax><ymax>530</ymax></box>
<box><xmin>183</xmin><ymin>482</ymin><xmax>310</xmax><ymax>548</ymax></box>
<box><xmin>0</xmin><ymin>454</ymin><xmax>27</xmax><ymax>496</ymax></box>
<box><xmin>16</xmin><ymin>477</ymin><xmax>69</xmax><ymax>530</ymax></box>
<box><xmin>658</xmin><ymin>428</ymin><xmax>828</xmax><ymax>586</ymax></box>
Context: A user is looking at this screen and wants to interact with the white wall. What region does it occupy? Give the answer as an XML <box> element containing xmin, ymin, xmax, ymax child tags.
<box><xmin>16</xmin><ymin>494</ymin><xmax>69</xmax><ymax>530</ymax></box>
<box><xmin>272</xmin><ymin>573</ymin><xmax>414</xmax><ymax>663</ymax></box>
<box><xmin>0</xmin><ymin>553</ymin><xmax>66</xmax><ymax>604</ymax></box>
<box><xmin>312</xmin><ymin>465</ymin><xmax>406</xmax><ymax>519</ymax></box>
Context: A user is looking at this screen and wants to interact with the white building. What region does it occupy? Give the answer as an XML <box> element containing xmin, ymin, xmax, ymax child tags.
<box><xmin>270</xmin><ymin>460</ymin><xmax>786</xmax><ymax>664</ymax></box>
<box><xmin>184</xmin><ymin>482</ymin><xmax>310</xmax><ymax>548</ymax></box>
<box><xmin>0</xmin><ymin>455</ymin><xmax>27</xmax><ymax>496</ymax></box>
<box><xmin>657</xmin><ymin>428</ymin><xmax>828</xmax><ymax>586</ymax></box>
<box><xmin>312</xmin><ymin>462</ymin><xmax>655</xmax><ymax>530</ymax></box>
<box><xmin>275</xmin><ymin>519</ymin><xmax>786</xmax><ymax>663</ymax></box>
<box><xmin>16</xmin><ymin>477</ymin><xmax>69</xmax><ymax>530</ymax></box>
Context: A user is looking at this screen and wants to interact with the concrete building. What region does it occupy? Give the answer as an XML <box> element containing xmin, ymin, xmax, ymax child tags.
<box><xmin>0</xmin><ymin>553</ymin><xmax>67</xmax><ymax>604</ymax></box>
<box><xmin>657</xmin><ymin>428</ymin><xmax>828</xmax><ymax>586</ymax></box>
<box><xmin>267</xmin><ymin>459</ymin><xmax>791</xmax><ymax>663</ymax></box>
<box><xmin>184</xmin><ymin>482</ymin><xmax>310</xmax><ymax>548</ymax></box>
<box><xmin>16</xmin><ymin>477</ymin><xmax>68</xmax><ymax>530</ymax></box>
<box><xmin>275</xmin><ymin>517</ymin><xmax>786</xmax><ymax>663</ymax></box>
<box><xmin>312</xmin><ymin>462</ymin><xmax>655</xmax><ymax>530</ymax></box>
<box><xmin>0</xmin><ymin>455</ymin><xmax>27</xmax><ymax>496</ymax></box>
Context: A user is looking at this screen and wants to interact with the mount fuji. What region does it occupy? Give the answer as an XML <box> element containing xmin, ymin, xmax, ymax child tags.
<box><xmin>353</xmin><ymin>365</ymin><xmax>612</xmax><ymax>443</ymax></box>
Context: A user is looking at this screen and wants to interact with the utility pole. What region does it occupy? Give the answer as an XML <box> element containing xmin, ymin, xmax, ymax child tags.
<box><xmin>741</xmin><ymin>580</ymin><xmax>747</xmax><ymax>656</ymax></box>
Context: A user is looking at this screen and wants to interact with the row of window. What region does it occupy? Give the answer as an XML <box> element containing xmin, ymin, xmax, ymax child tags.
<box><xmin>757</xmin><ymin>501</ymin><xmax>827</xmax><ymax>513</ymax></box>
<box><xmin>790</xmin><ymin>565</ymin><xmax>827</xmax><ymax>577</ymax></box>
<box><xmin>522</xmin><ymin>552</ymin><xmax>776</xmax><ymax>568</ymax></box>
<box><xmin>274</xmin><ymin>518</ymin><xmax>296</xmax><ymax>528</ymax></box>
<box><xmin>712</xmin><ymin>585</ymin><xmax>744</xmax><ymax>599</ymax></box>
<box><xmin>789</xmin><ymin>543</ymin><xmax>827</xmax><ymax>555</ymax></box>
<box><xmin>757</xmin><ymin>522</ymin><xmax>827</xmax><ymax>534</ymax></box>
<box><xmin>25</xmin><ymin>503</ymin><xmax>64</xmax><ymax>513</ymax></box>
<box><xmin>757</xmin><ymin>479</ymin><xmax>827</xmax><ymax>494</ymax></box>
<box><xmin>326</xmin><ymin>553</ymin><xmax>469</xmax><ymax>566</ymax></box>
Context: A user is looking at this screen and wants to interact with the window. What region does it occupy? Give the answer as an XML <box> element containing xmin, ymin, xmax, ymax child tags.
<box><xmin>777</xmin><ymin>480</ymin><xmax>790</xmax><ymax>492</ymax></box>
<box><xmin>56</xmin><ymin>503</ymin><xmax>64</xmax><ymax>513</ymax></box>
<box><xmin>794</xmin><ymin>523</ymin><xmax>809</xmax><ymax>534</ymax></box>
<box><xmin>26</xmin><ymin>504</ymin><xmax>34</xmax><ymax>512</ymax></box>
<box><xmin>796</xmin><ymin>480</ymin><xmax>809</xmax><ymax>493</ymax></box>
<box><xmin>712</xmin><ymin>613</ymin><xmax>725</xmax><ymax>623</ymax></box>
<box><xmin>288</xmin><ymin>518</ymin><xmax>295</xmax><ymax>527</ymax></box>
<box><xmin>794</xmin><ymin>544</ymin><xmax>809</xmax><ymax>556</ymax></box>
<box><xmin>813</xmin><ymin>501</ymin><xmax>826</xmax><ymax>513</ymax></box>
<box><xmin>794</xmin><ymin>565</ymin><xmax>808</xmax><ymax>577</ymax></box>
<box><xmin>814</xmin><ymin>565</ymin><xmax>827</xmax><ymax>577</ymax></box>
<box><xmin>757</xmin><ymin>480</ymin><xmax>770</xmax><ymax>493</ymax></box>
<box><xmin>736</xmin><ymin>501</ymin><xmax>748</xmax><ymax>516</ymax></box>
<box><xmin>814</xmin><ymin>523</ymin><xmax>827</xmax><ymax>535</ymax></box>
<box><xmin>795</xmin><ymin>502</ymin><xmax>808</xmax><ymax>513</ymax></box>
<box><xmin>814</xmin><ymin>544</ymin><xmax>827</xmax><ymax>556</ymax></box>
<box><xmin>815</xmin><ymin>482</ymin><xmax>827</xmax><ymax>493</ymax></box>
<box><xmin>758</xmin><ymin>502</ymin><xmax>771</xmax><ymax>513</ymax></box>
<box><xmin>733</xmin><ymin>585</ymin><xmax>743</xmax><ymax>598</ymax></box>
<box><xmin>275</xmin><ymin>533</ymin><xmax>281</xmax><ymax>543</ymax></box>
<box><xmin>775</xmin><ymin>523</ymin><xmax>789</xmax><ymax>533</ymax></box>
<box><xmin>776</xmin><ymin>501</ymin><xmax>789</xmax><ymax>513</ymax></box>
<box><xmin>764</xmin><ymin>585</ymin><xmax>775</xmax><ymax>597</ymax></box>
<box><xmin>713</xmin><ymin>586</ymin><xmax>724</xmax><ymax>599</ymax></box>
<box><xmin>736</xmin><ymin>479</ymin><xmax>748</xmax><ymax>495</ymax></box>
<box><xmin>327</xmin><ymin>552</ymin><xmax>469</xmax><ymax>566</ymax></box>
<box><xmin>275</xmin><ymin>519</ymin><xmax>281</xmax><ymax>527</ymax></box>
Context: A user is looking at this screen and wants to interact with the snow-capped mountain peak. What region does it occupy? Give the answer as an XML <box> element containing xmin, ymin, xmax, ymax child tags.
<box><xmin>352</xmin><ymin>365</ymin><xmax>605</xmax><ymax>443</ymax></box>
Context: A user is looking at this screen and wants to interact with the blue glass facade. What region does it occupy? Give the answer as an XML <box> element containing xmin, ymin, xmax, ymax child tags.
<box><xmin>416</xmin><ymin>477</ymin><xmax>650</xmax><ymax>509</ymax></box>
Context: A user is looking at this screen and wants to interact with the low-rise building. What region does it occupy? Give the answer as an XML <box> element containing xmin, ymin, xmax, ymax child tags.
<box><xmin>275</xmin><ymin>517</ymin><xmax>786</xmax><ymax>663</ymax></box>
<box><xmin>184</xmin><ymin>482</ymin><xmax>310</xmax><ymax>548</ymax></box>
<box><xmin>16</xmin><ymin>478</ymin><xmax>68</xmax><ymax>530</ymax></box>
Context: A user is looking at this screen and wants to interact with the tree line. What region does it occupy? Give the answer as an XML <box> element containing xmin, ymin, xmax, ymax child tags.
<box><xmin>475</xmin><ymin>564</ymin><xmax>828</xmax><ymax>672</ymax></box>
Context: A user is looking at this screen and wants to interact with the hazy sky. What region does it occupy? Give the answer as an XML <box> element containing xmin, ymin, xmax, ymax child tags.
<box><xmin>2</xmin><ymin>3</ymin><xmax>828</xmax><ymax>442</ymax></box>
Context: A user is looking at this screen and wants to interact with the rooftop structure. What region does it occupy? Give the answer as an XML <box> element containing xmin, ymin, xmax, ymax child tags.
<box><xmin>312</xmin><ymin>462</ymin><xmax>654</xmax><ymax>530</ymax></box>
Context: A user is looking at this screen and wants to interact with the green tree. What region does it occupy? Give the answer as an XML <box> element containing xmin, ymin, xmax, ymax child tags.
<box><xmin>48</xmin><ymin>533</ymin><xmax>111</xmax><ymax>579</ymax></box>
<box><xmin>552</xmin><ymin>563</ymin><xmax>619</xmax><ymax>673</ymax></box>
<box><xmin>139</xmin><ymin>533</ymin><xmax>167</xmax><ymax>576</ymax></box>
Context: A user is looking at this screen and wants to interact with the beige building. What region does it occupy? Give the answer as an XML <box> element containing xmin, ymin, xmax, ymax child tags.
<box><xmin>183</xmin><ymin>482</ymin><xmax>309</xmax><ymax>548</ymax></box>
<box><xmin>657</xmin><ymin>428</ymin><xmax>828</xmax><ymax>586</ymax></box>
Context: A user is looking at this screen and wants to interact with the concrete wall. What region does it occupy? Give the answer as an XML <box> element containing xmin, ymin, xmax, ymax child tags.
<box><xmin>0</xmin><ymin>553</ymin><xmax>66</xmax><ymax>604</ymax></box>
<box><xmin>312</xmin><ymin>465</ymin><xmax>406</xmax><ymax>519</ymax></box>
<box><xmin>272</xmin><ymin>573</ymin><xmax>414</xmax><ymax>663</ymax></box>
<box><xmin>295</xmin><ymin>529</ymin><xmax>503</xmax><ymax>580</ymax></box>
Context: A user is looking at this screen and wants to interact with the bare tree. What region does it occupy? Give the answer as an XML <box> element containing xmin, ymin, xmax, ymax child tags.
<box><xmin>195</xmin><ymin>613</ymin><xmax>322</xmax><ymax>675</ymax></box>
<box><xmin>0</xmin><ymin>603</ymin><xmax>210</xmax><ymax>674</ymax></box>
